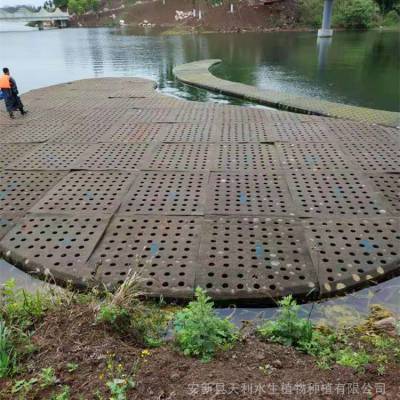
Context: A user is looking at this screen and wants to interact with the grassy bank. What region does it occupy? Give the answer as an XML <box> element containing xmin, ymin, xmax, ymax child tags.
<box><xmin>0</xmin><ymin>274</ymin><xmax>399</xmax><ymax>399</ymax></box>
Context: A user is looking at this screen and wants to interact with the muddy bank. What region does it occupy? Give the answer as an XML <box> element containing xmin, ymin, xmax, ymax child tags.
<box><xmin>72</xmin><ymin>0</ymin><xmax>299</xmax><ymax>33</ymax></box>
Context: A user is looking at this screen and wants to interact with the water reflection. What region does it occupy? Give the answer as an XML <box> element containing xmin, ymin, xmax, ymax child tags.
<box><xmin>1</xmin><ymin>28</ymin><xmax>398</xmax><ymax>110</ymax></box>
<box><xmin>317</xmin><ymin>37</ymin><xmax>332</xmax><ymax>74</ymax></box>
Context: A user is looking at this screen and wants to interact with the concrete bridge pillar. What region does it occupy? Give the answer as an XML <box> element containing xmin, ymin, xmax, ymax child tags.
<box><xmin>318</xmin><ymin>0</ymin><xmax>334</xmax><ymax>38</ymax></box>
<box><xmin>38</xmin><ymin>21</ymin><xmax>44</xmax><ymax>30</ymax></box>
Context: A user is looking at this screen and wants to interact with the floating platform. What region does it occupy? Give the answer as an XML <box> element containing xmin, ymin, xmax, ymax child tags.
<box><xmin>174</xmin><ymin>60</ymin><xmax>400</xmax><ymax>128</ymax></box>
<box><xmin>0</xmin><ymin>77</ymin><xmax>399</xmax><ymax>302</ymax></box>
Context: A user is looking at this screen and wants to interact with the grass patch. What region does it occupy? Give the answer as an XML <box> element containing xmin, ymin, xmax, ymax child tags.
<box><xmin>95</xmin><ymin>271</ymin><xmax>170</xmax><ymax>348</ymax></box>
<box><xmin>0</xmin><ymin>320</ymin><xmax>16</xmax><ymax>378</ymax></box>
<box><xmin>258</xmin><ymin>296</ymin><xmax>400</xmax><ymax>372</ymax></box>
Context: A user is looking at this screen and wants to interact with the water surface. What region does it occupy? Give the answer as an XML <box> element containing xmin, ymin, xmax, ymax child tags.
<box><xmin>0</xmin><ymin>27</ymin><xmax>399</xmax><ymax>110</ymax></box>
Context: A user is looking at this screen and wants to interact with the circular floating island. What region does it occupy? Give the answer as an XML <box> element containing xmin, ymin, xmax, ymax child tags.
<box><xmin>0</xmin><ymin>78</ymin><xmax>399</xmax><ymax>302</ymax></box>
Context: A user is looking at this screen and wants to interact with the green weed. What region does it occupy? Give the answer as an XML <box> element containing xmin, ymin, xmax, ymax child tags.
<box><xmin>11</xmin><ymin>378</ymin><xmax>38</xmax><ymax>399</ymax></box>
<box><xmin>173</xmin><ymin>287</ymin><xmax>238</xmax><ymax>362</ymax></box>
<box><xmin>0</xmin><ymin>319</ymin><xmax>16</xmax><ymax>377</ymax></box>
<box><xmin>39</xmin><ymin>366</ymin><xmax>58</xmax><ymax>387</ymax></box>
<box><xmin>96</xmin><ymin>271</ymin><xmax>169</xmax><ymax>347</ymax></box>
<box><xmin>51</xmin><ymin>386</ymin><xmax>71</xmax><ymax>400</ymax></box>
<box><xmin>258</xmin><ymin>295</ymin><xmax>313</xmax><ymax>348</ymax></box>
<box><xmin>66</xmin><ymin>362</ymin><xmax>79</xmax><ymax>372</ymax></box>
<box><xmin>336</xmin><ymin>348</ymin><xmax>371</xmax><ymax>372</ymax></box>
<box><xmin>103</xmin><ymin>353</ymin><xmax>139</xmax><ymax>400</ymax></box>
<box><xmin>106</xmin><ymin>378</ymin><xmax>135</xmax><ymax>400</ymax></box>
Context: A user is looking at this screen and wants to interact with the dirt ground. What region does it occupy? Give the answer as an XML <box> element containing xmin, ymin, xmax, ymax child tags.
<box><xmin>75</xmin><ymin>0</ymin><xmax>299</xmax><ymax>32</ymax></box>
<box><xmin>0</xmin><ymin>304</ymin><xmax>398</xmax><ymax>400</ymax></box>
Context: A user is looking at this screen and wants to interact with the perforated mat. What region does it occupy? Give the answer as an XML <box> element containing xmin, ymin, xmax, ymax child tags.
<box><xmin>30</xmin><ymin>171</ymin><xmax>135</xmax><ymax>215</ymax></box>
<box><xmin>340</xmin><ymin>141</ymin><xmax>400</xmax><ymax>172</ymax></box>
<box><xmin>74</xmin><ymin>143</ymin><xmax>154</xmax><ymax>171</ymax></box>
<box><xmin>162</xmin><ymin>123</ymin><xmax>217</xmax><ymax>142</ymax></box>
<box><xmin>304</xmin><ymin>218</ymin><xmax>400</xmax><ymax>294</ymax></box>
<box><xmin>277</xmin><ymin>142</ymin><xmax>354</xmax><ymax>170</ymax></box>
<box><xmin>0</xmin><ymin>171</ymin><xmax>67</xmax><ymax>213</ymax></box>
<box><xmin>0</xmin><ymin>215</ymin><xmax>110</xmax><ymax>283</ymax></box>
<box><xmin>286</xmin><ymin>170</ymin><xmax>389</xmax><ymax>217</ymax></box>
<box><xmin>367</xmin><ymin>173</ymin><xmax>400</xmax><ymax>216</ymax></box>
<box><xmin>144</xmin><ymin>143</ymin><xmax>215</xmax><ymax>171</ymax></box>
<box><xmin>101</xmin><ymin>123</ymin><xmax>168</xmax><ymax>142</ymax></box>
<box><xmin>8</xmin><ymin>143</ymin><xmax>92</xmax><ymax>170</ymax></box>
<box><xmin>119</xmin><ymin>172</ymin><xmax>207</xmax><ymax>215</ymax></box>
<box><xmin>197</xmin><ymin>217</ymin><xmax>317</xmax><ymax>299</ymax></box>
<box><xmin>207</xmin><ymin>172</ymin><xmax>296</xmax><ymax>216</ymax></box>
<box><xmin>91</xmin><ymin>216</ymin><xmax>200</xmax><ymax>297</ymax></box>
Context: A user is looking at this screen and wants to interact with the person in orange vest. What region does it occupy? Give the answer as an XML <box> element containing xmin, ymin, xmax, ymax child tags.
<box><xmin>0</xmin><ymin>67</ymin><xmax>27</xmax><ymax>119</ymax></box>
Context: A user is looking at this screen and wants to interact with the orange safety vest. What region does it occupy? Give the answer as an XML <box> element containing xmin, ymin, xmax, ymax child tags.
<box><xmin>0</xmin><ymin>74</ymin><xmax>11</xmax><ymax>89</ymax></box>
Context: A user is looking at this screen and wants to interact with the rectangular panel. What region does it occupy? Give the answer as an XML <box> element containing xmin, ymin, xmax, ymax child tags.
<box><xmin>0</xmin><ymin>144</ymin><xmax>40</xmax><ymax>170</ymax></box>
<box><xmin>214</xmin><ymin>121</ymin><xmax>277</xmax><ymax>142</ymax></box>
<box><xmin>30</xmin><ymin>171</ymin><xmax>136</xmax><ymax>215</ymax></box>
<box><xmin>286</xmin><ymin>170</ymin><xmax>390</xmax><ymax>217</ymax></box>
<box><xmin>367</xmin><ymin>173</ymin><xmax>400</xmax><ymax>216</ymax></box>
<box><xmin>215</xmin><ymin>143</ymin><xmax>280</xmax><ymax>171</ymax></box>
<box><xmin>304</xmin><ymin>218</ymin><xmax>400</xmax><ymax>295</ymax></box>
<box><xmin>206</xmin><ymin>172</ymin><xmax>297</xmax><ymax>216</ymax></box>
<box><xmin>0</xmin><ymin>170</ymin><xmax>67</xmax><ymax>213</ymax></box>
<box><xmin>197</xmin><ymin>217</ymin><xmax>317</xmax><ymax>299</ymax></box>
<box><xmin>8</xmin><ymin>143</ymin><xmax>92</xmax><ymax>170</ymax></box>
<box><xmin>91</xmin><ymin>216</ymin><xmax>201</xmax><ymax>298</ymax></box>
<box><xmin>340</xmin><ymin>141</ymin><xmax>400</xmax><ymax>172</ymax></box>
<box><xmin>100</xmin><ymin>123</ymin><xmax>168</xmax><ymax>142</ymax></box>
<box><xmin>162</xmin><ymin>123</ymin><xmax>217</xmax><ymax>142</ymax></box>
<box><xmin>119</xmin><ymin>171</ymin><xmax>208</xmax><ymax>215</ymax></box>
<box><xmin>277</xmin><ymin>142</ymin><xmax>354</xmax><ymax>170</ymax></box>
<box><xmin>143</xmin><ymin>143</ymin><xmax>215</xmax><ymax>171</ymax></box>
<box><xmin>271</xmin><ymin>120</ymin><xmax>333</xmax><ymax>142</ymax></box>
<box><xmin>74</xmin><ymin>143</ymin><xmax>154</xmax><ymax>171</ymax></box>
<box><xmin>0</xmin><ymin>215</ymin><xmax>110</xmax><ymax>284</ymax></box>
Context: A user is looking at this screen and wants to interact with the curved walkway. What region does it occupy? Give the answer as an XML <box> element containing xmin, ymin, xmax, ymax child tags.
<box><xmin>0</xmin><ymin>78</ymin><xmax>399</xmax><ymax>303</ymax></box>
<box><xmin>174</xmin><ymin>59</ymin><xmax>400</xmax><ymax>128</ymax></box>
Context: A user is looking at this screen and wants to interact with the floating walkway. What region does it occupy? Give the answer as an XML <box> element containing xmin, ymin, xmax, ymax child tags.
<box><xmin>174</xmin><ymin>59</ymin><xmax>400</xmax><ymax>128</ymax></box>
<box><xmin>0</xmin><ymin>78</ymin><xmax>399</xmax><ymax>303</ymax></box>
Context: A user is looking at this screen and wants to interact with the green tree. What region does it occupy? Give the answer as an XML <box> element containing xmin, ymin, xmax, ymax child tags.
<box><xmin>68</xmin><ymin>0</ymin><xmax>100</xmax><ymax>15</ymax></box>
<box><xmin>374</xmin><ymin>0</ymin><xmax>400</xmax><ymax>13</ymax></box>
<box><xmin>335</xmin><ymin>0</ymin><xmax>378</xmax><ymax>28</ymax></box>
<box><xmin>68</xmin><ymin>0</ymin><xmax>86</xmax><ymax>15</ymax></box>
<box><xmin>53</xmin><ymin>0</ymin><xmax>68</xmax><ymax>8</ymax></box>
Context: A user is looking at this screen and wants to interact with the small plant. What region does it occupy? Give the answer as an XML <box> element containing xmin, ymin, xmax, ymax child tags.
<box><xmin>39</xmin><ymin>366</ymin><xmax>58</xmax><ymax>387</ymax></box>
<box><xmin>97</xmin><ymin>304</ymin><xmax>130</xmax><ymax>328</ymax></box>
<box><xmin>173</xmin><ymin>287</ymin><xmax>238</xmax><ymax>362</ymax></box>
<box><xmin>51</xmin><ymin>386</ymin><xmax>71</xmax><ymax>400</ymax></box>
<box><xmin>336</xmin><ymin>348</ymin><xmax>370</xmax><ymax>372</ymax></box>
<box><xmin>0</xmin><ymin>319</ymin><xmax>16</xmax><ymax>378</ymax></box>
<box><xmin>300</xmin><ymin>330</ymin><xmax>339</xmax><ymax>368</ymax></box>
<box><xmin>258</xmin><ymin>295</ymin><xmax>313</xmax><ymax>348</ymax></box>
<box><xmin>66</xmin><ymin>362</ymin><xmax>79</xmax><ymax>372</ymax></box>
<box><xmin>106</xmin><ymin>378</ymin><xmax>135</xmax><ymax>400</ymax></box>
<box><xmin>11</xmin><ymin>378</ymin><xmax>38</xmax><ymax>399</ymax></box>
<box><xmin>96</xmin><ymin>271</ymin><xmax>168</xmax><ymax>347</ymax></box>
<box><xmin>377</xmin><ymin>365</ymin><xmax>386</xmax><ymax>375</ymax></box>
<box><xmin>259</xmin><ymin>363</ymin><xmax>274</xmax><ymax>375</ymax></box>
<box><xmin>0</xmin><ymin>279</ymin><xmax>64</xmax><ymax>330</ymax></box>
<box><xmin>103</xmin><ymin>353</ymin><xmax>138</xmax><ymax>400</ymax></box>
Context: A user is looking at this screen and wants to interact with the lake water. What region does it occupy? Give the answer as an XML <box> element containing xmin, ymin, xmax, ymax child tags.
<box><xmin>0</xmin><ymin>27</ymin><xmax>399</xmax><ymax>111</ymax></box>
